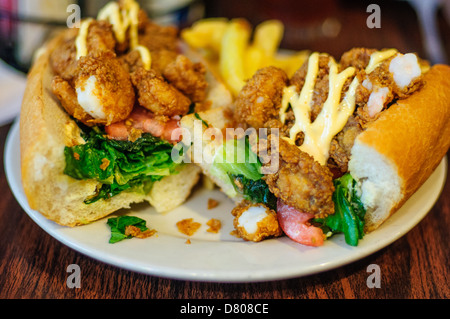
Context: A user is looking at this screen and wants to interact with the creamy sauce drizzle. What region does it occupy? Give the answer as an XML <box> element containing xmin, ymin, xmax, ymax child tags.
<box><xmin>365</xmin><ymin>48</ymin><xmax>397</xmax><ymax>74</ymax></box>
<box><xmin>75</xmin><ymin>18</ymin><xmax>93</xmax><ymax>60</ymax></box>
<box><xmin>279</xmin><ymin>53</ymin><xmax>358</xmax><ymax>165</ymax></box>
<box><xmin>75</xmin><ymin>0</ymin><xmax>151</xmax><ymax>70</ymax></box>
<box><xmin>279</xmin><ymin>49</ymin><xmax>405</xmax><ymax>165</ymax></box>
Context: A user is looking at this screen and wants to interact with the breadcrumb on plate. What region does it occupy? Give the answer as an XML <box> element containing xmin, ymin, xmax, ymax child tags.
<box><xmin>207</xmin><ymin>198</ymin><xmax>219</xmax><ymax>209</ymax></box>
<box><xmin>176</xmin><ymin>218</ymin><xmax>201</xmax><ymax>236</ymax></box>
<box><xmin>206</xmin><ymin>218</ymin><xmax>221</xmax><ymax>233</ymax></box>
<box><xmin>124</xmin><ymin>225</ymin><xmax>156</xmax><ymax>239</ymax></box>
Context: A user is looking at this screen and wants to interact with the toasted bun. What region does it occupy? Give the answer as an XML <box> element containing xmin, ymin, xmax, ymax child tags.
<box><xmin>349</xmin><ymin>64</ymin><xmax>450</xmax><ymax>232</ymax></box>
<box><xmin>20</xmin><ymin>30</ymin><xmax>241</xmax><ymax>226</ymax></box>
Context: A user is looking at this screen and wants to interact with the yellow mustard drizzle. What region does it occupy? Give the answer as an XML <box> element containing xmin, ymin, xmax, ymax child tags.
<box><xmin>279</xmin><ymin>53</ymin><xmax>358</xmax><ymax>165</ymax></box>
<box><xmin>365</xmin><ymin>48</ymin><xmax>397</xmax><ymax>74</ymax></box>
<box><xmin>75</xmin><ymin>0</ymin><xmax>151</xmax><ymax>70</ymax></box>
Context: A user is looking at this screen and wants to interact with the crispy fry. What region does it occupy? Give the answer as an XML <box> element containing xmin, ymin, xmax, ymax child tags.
<box><xmin>182</xmin><ymin>18</ymin><xmax>308</xmax><ymax>96</ymax></box>
<box><xmin>219</xmin><ymin>18</ymin><xmax>251</xmax><ymax>96</ymax></box>
<box><xmin>244</xmin><ymin>46</ymin><xmax>266</xmax><ymax>79</ymax></box>
<box><xmin>252</xmin><ymin>20</ymin><xmax>284</xmax><ymax>57</ymax></box>
<box><xmin>181</xmin><ymin>18</ymin><xmax>228</xmax><ymax>53</ymax></box>
<box><xmin>271</xmin><ymin>51</ymin><xmax>310</xmax><ymax>77</ymax></box>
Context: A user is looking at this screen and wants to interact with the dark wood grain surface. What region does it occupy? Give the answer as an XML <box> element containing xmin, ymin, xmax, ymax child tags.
<box><xmin>0</xmin><ymin>0</ymin><xmax>449</xmax><ymax>300</ymax></box>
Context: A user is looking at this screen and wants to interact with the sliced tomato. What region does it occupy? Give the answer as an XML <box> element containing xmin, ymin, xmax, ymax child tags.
<box><xmin>105</xmin><ymin>106</ymin><xmax>181</xmax><ymax>143</ymax></box>
<box><xmin>277</xmin><ymin>199</ymin><xmax>325</xmax><ymax>247</ymax></box>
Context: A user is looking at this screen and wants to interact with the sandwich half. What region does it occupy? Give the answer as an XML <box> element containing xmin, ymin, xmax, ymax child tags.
<box><xmin>180</xmin><ymin>48</ymin><xmax>450</xmax><ymax>246</ymax></box>
<box><xmin>20</xmin><ymin>0</ymin><xmax>232</xmax><ymax>226</ymax></box>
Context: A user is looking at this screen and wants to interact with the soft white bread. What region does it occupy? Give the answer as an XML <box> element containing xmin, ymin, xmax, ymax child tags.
<box><xmin>180</xmin><ymin>106</ymin><xmax>241</xmax><ymax>200</ymax></box>
<box><xmin>349</xmin><ymin>64</ymin><xmax>450</xmax><ymax>232</ymax></box>
<box><xmin>20</xmin><ymin>30</ymin><xmax>241</xmax><ymax>226</ymax></box>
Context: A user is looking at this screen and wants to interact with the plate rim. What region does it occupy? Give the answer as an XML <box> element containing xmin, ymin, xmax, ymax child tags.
<box><xmin>4</xmin><ymin>119</ymin><xmax>448</xmax><ymax>282</ymax></box>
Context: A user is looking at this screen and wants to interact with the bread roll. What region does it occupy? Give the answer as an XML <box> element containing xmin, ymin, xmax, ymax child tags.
<box><xmin>349</xmin><ymin>64</ymin><xmax>450</xmax><ymax>231</ymax></box>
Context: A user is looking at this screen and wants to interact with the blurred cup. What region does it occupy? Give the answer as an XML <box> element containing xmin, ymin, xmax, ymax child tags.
<box><xmin>0</xmin><ymin>0</ymin><xmax>204</xmax><ymax>73</ymax></box>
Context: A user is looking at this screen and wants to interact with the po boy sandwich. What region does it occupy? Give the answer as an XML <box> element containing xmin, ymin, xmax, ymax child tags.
<box><xmin>20</xmin><ymin>0</ymin><xmax>233</xmax><ymax>226</ymax></box>
<box><xmin>180</xmin><ymin>47</ymin><xmax>450</xmax><ymax>246</ymax></box>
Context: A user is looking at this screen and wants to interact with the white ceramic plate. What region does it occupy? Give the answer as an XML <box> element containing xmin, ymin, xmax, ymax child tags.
<box><xmin>4</xmin><ymin>120</ymin><xmax>448</xmax><ymax>282</ymax></box>
<box><xmin>0</xmin><ymin>60</ymin><xmax>26</xmax><ymax>126</ymax></box>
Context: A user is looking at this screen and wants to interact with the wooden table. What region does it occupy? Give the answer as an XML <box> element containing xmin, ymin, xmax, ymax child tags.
<box><xmin>0</xmin><ymin>0</ymin><xmax>449</xmax><ymax>301</ymax></box>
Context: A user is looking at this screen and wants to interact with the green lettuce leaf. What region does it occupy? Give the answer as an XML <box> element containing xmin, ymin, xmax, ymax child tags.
<box><xmin>106</xmin><ymin>216</ymin><xmax>150</xmax><ymax>244</ymax></box>
<box><xmin>209</xmin><ymin>136</ymin><xmax>276</xmax><ymax>209</ymax></box>
<box><xmin>63</xmin><ymin>124</ymin><xmax>180</xmax><ymax>204</ymax></box>
<box><xmin>212</xmin><ymin>137</ymin><xmax>262</xmax><ymax>181</ymax></box>
<box><xmin>314</xmin><ymin>173</ymin><xmax>366</xmax><ymax>246</ymax></box>
<box><xmin>229</xmin><ymin>173</ymin><xmax>277</xmax><ymax>210</ymax></box>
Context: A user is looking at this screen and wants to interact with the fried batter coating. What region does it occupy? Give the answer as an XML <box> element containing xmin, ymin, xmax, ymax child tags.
<box><xmin>50</xmin><ymin>28</ymin><xmax>78</xmax><ymax>81</ymax></box>
<box><xmin>231</xmin><ymin>201</ymin><xmax>282</xmax><ymax>242</ymax></box>
<box><xmin>340</xmin><ymin>48</ymin><xmax>424</xmax><ymax>126</ymax></box>
<box><xmin>120</xmin><ymin>49</ymin><xmax>145</xmax><ymax>73</ymax></box>
<box><xmin>329</xmin><ymin>115</ymin><xmax>363</xmax><ymax>172</ymax></box>
<box><xmin>134</xmin><ymin>14</ymin><xmax>180</xmax><ymax>73</ymax></box>
<box><xmin>52</xmin><ymin>76</ymin><xmax>93</xmax><ymax>124</ymax></box>
<box><xmin>339</xmin><ymin>47</ymin><xmax>376</xmax><ymax>71</ymax></box>
<box><xmin>151</xmin><ymin>49</ymin><xmax>180</xmax><ymax>75</ymax></box>
<box><xmin>131</xmin><ymin>67</ymin><xmax>191</xmax><ymax>117</ymax></box>
<box><xmin>120</xmin><ymin>46</ymin><xmax>179</xmax><ymax>75</ymax></box>
<box><xmin>233</xmin><ymin>66</ymin><xmax>288</xmax><ymax>129</ymax></box>
<box><xmin>52</xmin><ymin>51</ymin><xmax>135</xmax><ymax>126</ymax></box>
<box><xmin>86</xmin><ymin>20</ymin><xmax>116</xmax><ymax>53</ymax></box>
<box><xmin>50</xmin><ymin>20</ymin><xmax>116</xmax><ymax>81</ymax></box>
<box><xmin>264</xmin><ymin>138</ymin><xmax>335</xmax><ymax>218</ymax></box>
<box><xmin>163</xmin><ymin>55</ymin><xmax>208</xmax><ymax>103</ymax></box>
<box><xmin>138</xmin><ymin>20</ymin><xmax>179</xmax><ymax>53</ymax></box>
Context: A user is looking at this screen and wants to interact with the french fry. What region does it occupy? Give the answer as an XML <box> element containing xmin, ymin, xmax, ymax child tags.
<box><xmin>182</xmin><ymin>18</ymin><xmax>309</xmax><ymax>95</ymax></box>
<box><xmin>244</xmin><ymin>20</ymin><xmax>284</xmax><ymax>79</ymax></box>
<box><xmin>244</xmin><ymin>46</ymin><xmax>265</xmax><ymax>79</ymax></box>
<box><xmin>252</xmin><ymin>20</ymin><xmax>284</xmax><ymax>57</ymax></box>
<box><xmin>180</xmin><ymin>18</ymin><xmax>228</xmax><ymax>53</ymax></box>
<box><xmin>271</xmin><ymin>51</ymin><xmax>310</xmax><ymax>77</ymax></box>
<box><xmin>219</xmin><ymin>19</ymin><xmax>251</xmax><ymax>96</ymax></box>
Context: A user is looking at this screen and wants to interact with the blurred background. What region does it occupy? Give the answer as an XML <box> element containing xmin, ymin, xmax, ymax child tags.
<box><xmin>0</xmin><ymin>0</ymin><xmax>449</xmax><ymax>124</ymax></box>
<box><xmin>1</xmin><ymin>0</ymin><xmax>449</xmax><ymax>73</ymax></box>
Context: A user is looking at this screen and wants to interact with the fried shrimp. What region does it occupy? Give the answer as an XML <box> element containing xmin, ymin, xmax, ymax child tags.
<box><xmin>234</xmin><ymin>66</ymin><xmax>288</xmax><ymax>129</ymax></box>
<box><xmin>131</xmin><ymin>67</ymin><xmax>191</xmax><ymax>117</ymax></box>
<box><xmin>52</xmin><ymin>51</ymin><xmax>135</xmax><ymax>126</ymax></box>
<box><xmin>136</xmin><ymin>16</ymin><xmax>180</xmax><ymax>73</ymax></box>
<box><xmin>138</xmin><ymin>20</ymin><xmax>179</xmax><ymax>53</ymax></box>
<box><xmin>163</xmin><ymin>55</ymin><xmax>208</xmax><ymax>103</ymax></box>
<box><xmin>289</xmin><ymin>54</ymin><xmax>334</xmax><ymax>122</ymax></box>
<box><xmin>231</xmin><ymin>201</ymin><xmax>282</xmax><ymax>242</ymax></box>
<box><xmin>52</xmin><ymin>76</ymin><xmax>93</xmax><ymax>125</ymax></box>
<box><xmin>329</xmin><ymin>115</ymin><xmax>363</xmax><ymax>173</ymax></box>
<box><xmin>339</xmin><ymin>48</ymin><xmax>425</xmax><ymax>122</ymax></box>
<box><xmin>50</xmin><ymin>20</ymin><xmax>116</xmax><ymax>80</ymax></box>
<box><xmin>264</xmin><ymin>138</ymin><xmax>335</xmax><ymax>218</ymax></box>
